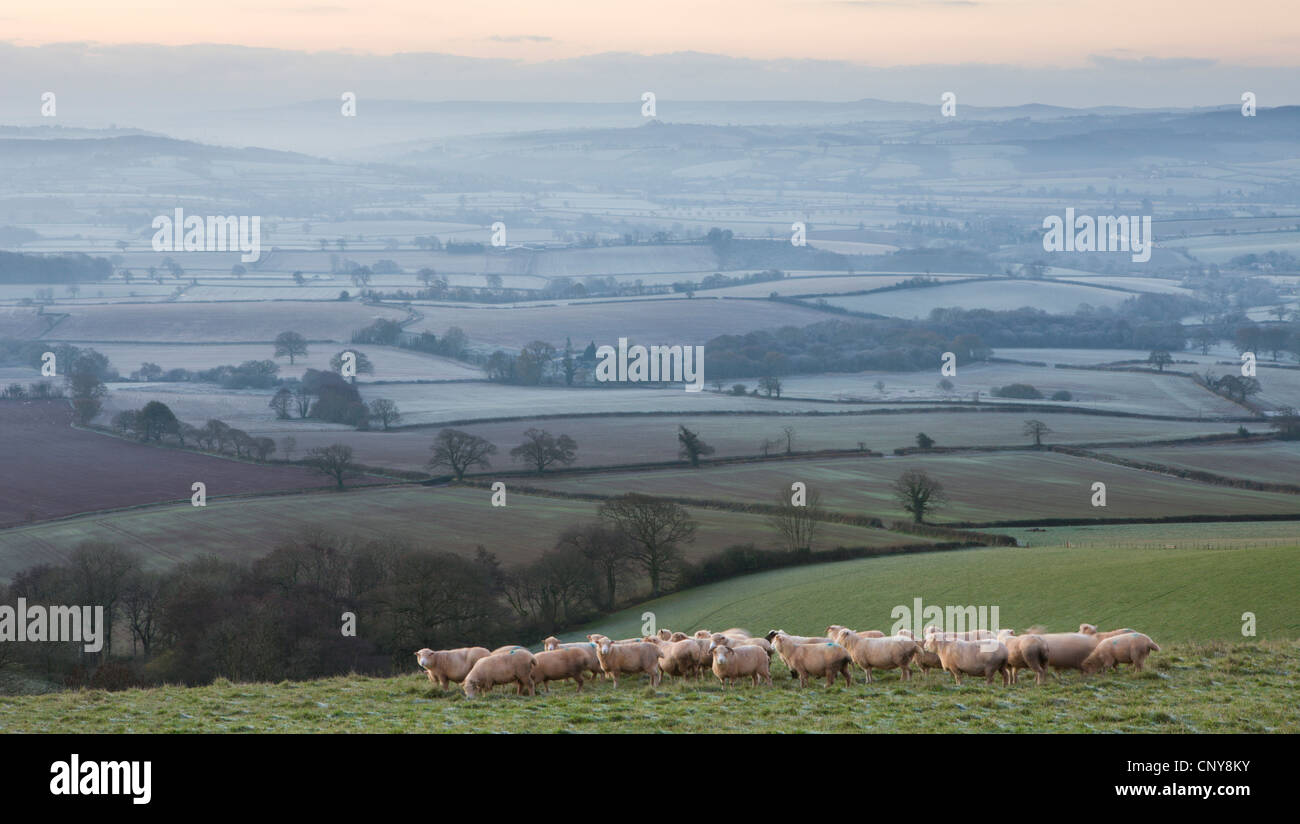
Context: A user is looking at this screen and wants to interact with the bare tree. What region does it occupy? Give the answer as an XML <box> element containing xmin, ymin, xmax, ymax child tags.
<box><xmin>67</xmin><ymin>542</ymin><xmax>139</xmax><ymax>657</ymax></box>
<box><xmin>767</xmin><ymin>487</ymin><xmax>823</xmax><ymax>554</ymax></box>
<box><xmin>427</xmin><ymin>428</ymin><xmax>497</xmax><ymax>481</ymax></box>
<box><xmin>891</xmin><ymin>469</ymin><xmax>948</xmax><ymax>524</ymax></box>
<box><xmin>368</xmin><ymin>398</ymin><xmax>401</xmax><ymax>431</ymax></box>
<box><xmin>780</xmin><ymin>425</ymin><xmax>796</xmax><ymax>454</ymax></box>
<box><xmin>598</xmin><ymin>494</ymin><xmax>696</xmax><ymax>597</ymax></box>
<box><xmin>1023</xmin><ymin>419</ymin><xmax>1053</xmax><ymax>447</ymax></box>
<box><xmin>510</xmin><ymin>428</ymin><xmax>577</xmax><ymax>475</ymax></box>
<box><xmin>307</xmin><ymin>444</ymin><xmax>357</xmax><ymax>489</ymax></box>
<box><xmin>121</xmin><ymin>570</ymin><xmax>164</xmax><ymax>658</ymax></box>
<box><xmin>555</xmin><ymin>523</ymin><xmax>632</xmax><ymax>610</ymax></box>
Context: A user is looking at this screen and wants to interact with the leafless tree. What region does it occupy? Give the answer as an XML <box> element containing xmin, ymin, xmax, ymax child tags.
<box><xmin>598</xmin><ymin>494</ymin><xmax>696</xmax><ymax>597</ymax></box>
<box><xmin>427</xmin><ymin>428</ymin><xmax>497</xmax><ymax>481</ymax></box>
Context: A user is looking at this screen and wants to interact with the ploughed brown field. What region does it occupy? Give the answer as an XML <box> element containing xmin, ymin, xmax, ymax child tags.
<box><xmin>0</xmin><ymin>399</ymin><xmax>385</xmax><ymax>527</ymax></box>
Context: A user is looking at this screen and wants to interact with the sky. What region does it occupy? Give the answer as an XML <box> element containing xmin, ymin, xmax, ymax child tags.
<box><xmin>3</xmin><ymin>0</ymin><xmax>1299</xmax><ymax>66</ymax></box>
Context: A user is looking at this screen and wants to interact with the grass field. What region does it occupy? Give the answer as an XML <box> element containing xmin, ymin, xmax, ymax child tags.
<box><xmin>0</xmin><ymin>485</ymin><xmax>927</xmax><ymax>580</ymax></box>
<box><xmin>780</xmin><ymin>362</ymin><xmax>1244</xmax><ymax>417</ymax></box>
<box><xmin>408</xmin><ymin>298</ymin><xmax>829</xmax><ymax>351</ymax></box>
<box><xmin>254</xmin><ymin>410</ymin><xmax>1246</xmax><ymax>474</ymax></box>
<box><xmin>819</xmin><ymin>279</ymin><xmax>1136</xmax><ymax>318</ymax></box>
<box><xmin>2</xmin><ymin>541</ymin><xmax>1295</xmax><ymax>732</ymax></box>
<box><xmin>559</xmin><ymin>542</ymin><xmax>1300</xmax><ymax>643</ymax></box>
<box><xmin>1100</xmin><ymin>441</ymin><xmax>1300</xmax><ymax>486</ymax></box>
<box><xmin>2</xmin><ymin>641</ymin><xmax>1294</xmax><ymax>732</ymax></box>
<box><xmin>37</xmin><ymin>301</ymin><xmax>410</xmax><ymax>343</ymax></box>
<box><xmin>1002</xmin><ymin>520</ymin><xmax>1300</xmax><ymax>549</ymax></box>
<box><xmin>523</xmin><ymin>451</ymin><xmax>1300</xmax><ymax>524</ymax></box>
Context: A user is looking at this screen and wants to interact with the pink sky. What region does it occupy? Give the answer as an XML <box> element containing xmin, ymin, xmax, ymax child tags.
<box><xmin>4</xmin><ymin>0</ymin><xmax>1298</xmax><ymax>65</ymax></box>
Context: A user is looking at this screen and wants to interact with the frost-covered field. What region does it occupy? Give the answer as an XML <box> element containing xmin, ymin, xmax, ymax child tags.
<box><xmin>820</xmin><ymin>279</ymin><xmax>1136</xmax><ymax>317</ymax></box>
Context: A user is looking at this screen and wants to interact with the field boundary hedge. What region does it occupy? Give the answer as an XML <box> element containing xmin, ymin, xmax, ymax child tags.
<box><xmin>1048</xmin><ymin>444</ymin><xmax>1300</xmax><ymax>494</ymax></box>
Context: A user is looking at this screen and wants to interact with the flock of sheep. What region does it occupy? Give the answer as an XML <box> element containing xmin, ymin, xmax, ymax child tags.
<box><xmin>415</xmin><ymin>622</ymin><xmax>1161</xmax><ymax>697</ymax></box>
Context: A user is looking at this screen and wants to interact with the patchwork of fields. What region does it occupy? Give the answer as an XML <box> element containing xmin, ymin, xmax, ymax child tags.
<box><xmin>0</xmin><ymin>485</ymin><xmax>930</xmax><ymax>580</ymax></box>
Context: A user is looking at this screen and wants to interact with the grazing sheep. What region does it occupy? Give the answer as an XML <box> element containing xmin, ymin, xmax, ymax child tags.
<box><xmin>492</xmin><ymin>644</ymin><xmax>528</xmax><ymax>655</ymax></box>
<box><xmin>588</xmin><ymin>635</ymin><xmax>662</xmax><ymax>687</ymax></box>
<box><xmin>540</xmin><ymin>637</ymin><xmax>603</xmax><ymax>680</ymax></box>
<box><xmin>1078</xmin><ymin>623</ymin><xmax>1142</xmax><ymax>640</ymax></box>
<box><xmin>1081</xmin><ymin>632</ymin><xmax>1161</xmax><ymax>674</ymax></box>
<box><xmin>710</xmin><ymin>640</ymin><xmax>772</xmax><ymax>688</ymax></box>
<box><xmin>531</xmin><ymin>648</ymin><xmax>592</xmax><ymax>693</ymax></box>
<box><xmin>650</xmin><ymin>637</ymin><xmax>708</xmax><ymax>680</ymax></box>
<box><xmin>1022</xmin><ymin>631</ymin><xmax>1101</xmax><ymax>673</ymax></box>
<box><xmin>997</xmin><ymin>630</ymin><xmax>1049</xmax><ymax>685</ymax></box>
<box><xmin>463</xmin><ymin>649</ymin><xmax>536</xmax><ymax>697</ymax></box>
<box><xmin>765</xmin><ymin>630</ymin><xmax>853</xmax><ymax>688</ymax></box>
<box><xmin>834</xmin><ymin>629</ymin><xmax>918</xmax><ymax>682</ymax></box>
<box><xmin>414</xmin><ymin>646</ymin><xmax>491</xmax><ymax>689</ymax></box>
<box><xmin>923</xmin><ymin>635</ymin><xmax>1009</xmax><ymax>685</ymax></box>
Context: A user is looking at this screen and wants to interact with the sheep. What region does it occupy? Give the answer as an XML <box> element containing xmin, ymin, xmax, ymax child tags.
<box><xmin>709</xmin><ymin>632</ymin><xmax>772</xmax><ymax>658</ymax></box>
<box><xmin>924</xmin><ymin>626</ymin><xmax>998</xmax><ymax>641</ymax></box>
<box><xmin>650</xmin><ymin>637</ymin><xmax>708</xmax><ymax>680</ymax></box>
<box><xmin>1078</xmin><ymin>623</ymin><xmax>1142</xmax><ymax>640</ymax></box>
<box><xmin>764</xmin><ymin>630</ymin><xmax>837</xmax><ymax>679</ymax></box>
<box><xmin>833</xmin><ymin>629</ymin><xmax>918</xmax><ymax>682</ymax></box>
<box><xmin>827</xmin><ymin>625</ymin><xmax>884</xmax><ymax>640</ymax></box>
<box><xmin>1081</xmin><ymin>632</ymin><xmax>1161</xmax><ymax>674</ymax></box>
<box><xmin>492</xmin><ymin>644</ymin><xmax>527</xmax><ymax>655</ymax></box>
<box><xmin>922</xmin><ymin>634</ymin><xmax>1009</xmax><ymax>685</ymax></box>
<box><xmin>710</xmin><ymin>640</ymin><xmax>772</xmax><ymax>688</ymax></box>
<box><xmin>1021</xmin><ymin>631</ymin><xmax>1101</xmax><ymax>673</ymax></box>
<box><xmin>996</xmin><ymin>630</ymin><xmax>1049</xmax><ymax>685</ymax></box>
<box><xmin>910</xmin><ymin>646</ymin><xmax>943</xmax><ymax>678</ymax></box>
<box><xmin>588</xmin><ymin>635</ymin><xmax>662</xmax><ymax>687</ymax></box>
<box><xmin>463</xmin><ymin>649</ymin><xmax>536</xmax><ymax>697</ymax></box>
<box><xmin>414</xmin><ymin>646</ymin><xmax>491</xmax><ymax>690</ymax></box>
<box><xmin>765</xmin><ymin>630</ymin><xmax>853</xmax><ymax>687</ymax></box>
<box><xmin>531</xmin><ymin>648</ymin><xmax>592</xmax><ymax>693</ymax></box>
<box><xmin>540</xmin><ymin>637</ymin><xmax>603</xmax><ymax>680</ymax></box>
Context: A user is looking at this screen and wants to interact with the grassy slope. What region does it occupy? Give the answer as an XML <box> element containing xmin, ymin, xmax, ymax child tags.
<box><xmin>2</xmin><ymin>641</ymin><xmax>1296</xmax><ymax>733</ymax></box>
<box><xmin>2</xmin><ymin>542</ymin><xmax>1296</xmax><ymax>733</ymax></box>
<box><xmin>561</xmin><ymin>543</ymin><xmax>1300</xmax><ymax>643</ymax></box>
